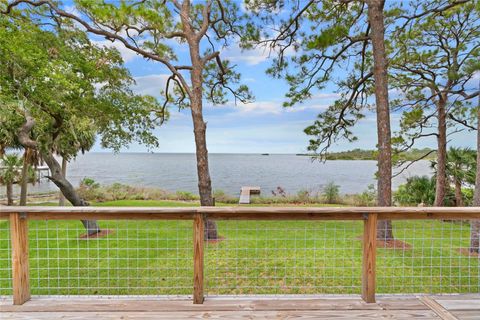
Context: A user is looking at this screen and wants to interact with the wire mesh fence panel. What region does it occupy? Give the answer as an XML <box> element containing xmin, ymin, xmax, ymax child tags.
<box><xmin>376</xmin><ymin>219</ymin><xmax>480</xmax><ymax>294</ymax></box>
<box><xmin>205</xmin><ymin>220</ymin><xmax>363</xmax><ymax>296</ymax></box>
<box><xmin>26</xmin><ymin>219</ymin><xmax>193</xmax><ymax>297</ymax></box>
<box><xmin>0</xmin><ymin>220</ymin><xmax>11</xmax><ymax>297</ymax></box>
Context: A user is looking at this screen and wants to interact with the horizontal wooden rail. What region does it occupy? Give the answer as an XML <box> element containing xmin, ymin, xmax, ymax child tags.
<box><xmin>1</xmin><ymin>206</ymin><xmax>479</xmax><ymax>220</ymax></box>
<box><xmin>1</xmin><ymin>205</ymin><xmax>479</xmax><ymax>306</ymax></box>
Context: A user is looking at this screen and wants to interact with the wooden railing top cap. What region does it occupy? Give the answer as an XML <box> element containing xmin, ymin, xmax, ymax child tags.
<box><xmin>0</xmin><ymin>206</ymin><xmax>479</xmax><ymax>214</ymax></box>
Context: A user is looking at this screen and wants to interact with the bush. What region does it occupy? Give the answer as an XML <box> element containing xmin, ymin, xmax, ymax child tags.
<box><xmin>296</xmin><ymin>189</ymin><xmax>311</xmax><ymax>203</ymax></box>
<box><xmin>175</xmin><ymin>191</ymin><xmax>198</xmax><ymax>201</ymax></box>
<box><xmin>213</xmin><ymin>189</ymin><xmax>237</xmax><ymax>204</ymax></box>
<box><xmin>77</xmin><ymin>178</ymin><xmax>104</xmax><ymax>201</ymax></box>
<box><xmin>107</xmin><ymin>183</ymin><xmax>129</xmax><ymax>200</ymax></box>
<box><xmin>322</xmin><ymin>182</ymin><xmax>340</xmax><ymax>204</ymax></box>
<box><xmin>462</xmin><ymin>188</ymin><xmax>474</xmax><ymax>206</ymax></box>
<box><xmin>394</xmin><ymin>176</ymin><xmax>435</xmax><ymax>206</ymax></box>
<box><xmin>80</xmin><ymin>177</ymin><xmax>99</xmax><ymax>189</ymax></box>
<box><xmin>78</xmin><ymin>180</ymin><xmax>171</xmax><ymax>202</ymax></box>
<box><xmin>352</xmin><ymin>184</ymin><xmax>377</xmax><ymax>206</ymax></box>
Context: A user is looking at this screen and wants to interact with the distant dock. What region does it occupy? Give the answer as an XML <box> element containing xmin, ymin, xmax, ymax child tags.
<box><xmin>239</xmin><ymin>186</ymin><xmax>261</xmax><ymax>204</ymax></box>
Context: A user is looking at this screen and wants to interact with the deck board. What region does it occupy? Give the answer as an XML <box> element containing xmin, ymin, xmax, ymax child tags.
<box><xmin>0</xmin><ymin>310</ymin><xmax>442</xmax><ymax>319</ymax></box>
<box><xmin>0</xmin><ymin>295</ymin><xmax>478</xmax><ymax>320</ymax></box>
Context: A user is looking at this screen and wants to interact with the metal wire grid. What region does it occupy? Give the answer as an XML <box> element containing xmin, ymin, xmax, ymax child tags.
<box><xmin>0</xmin><ymin>220</ymin><xmax>11</xmax><ymax>296</ymax></box>
<box><xmin>26</xmin><ymin>219</ymin><xmax>193</xmax><ymax>297</ymax></box>
<box><xmin>205</xmin><ymin>220</ymin><xmax>364</xmax><ymax>296</ymax></box>
<box><xmin>376</xmin><ymin>219</ymin><xmax>480</xmax><ymax>294</ymax></box>
<box><xmin>1</xmin><ymin>218</ymin><xmax>479</xmax><ymax>298</ymax></box>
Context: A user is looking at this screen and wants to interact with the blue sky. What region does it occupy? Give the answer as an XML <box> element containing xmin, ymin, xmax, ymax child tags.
<box><xmin>82</xmin><ymin>4</ymin><xmax>477</xmax><ymax>154</ymax></box>
<box><xmin>103</xmin><ymin>44</ymin><xmax>476</xmax><ymax>154</ymax></box>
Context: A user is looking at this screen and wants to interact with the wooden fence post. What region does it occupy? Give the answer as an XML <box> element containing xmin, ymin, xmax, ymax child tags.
<box><xmin>10</xmin><ymin>212</ymin><xmax>30</xmax><ymax>305</ymax></box>
<box><xmin>361</xmin><ymin>213</ymin><xmax>377</xmax><ymax>303</ymax></box>
<box><xmin>193</xmin><ymin>213</ymin><xmax>205</xmax><ymax>304</ymax></box>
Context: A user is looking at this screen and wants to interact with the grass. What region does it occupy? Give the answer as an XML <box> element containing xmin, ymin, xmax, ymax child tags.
<box><xmin>0</xmin><ymin>200</ymin><xmax>478</xmax><ymax>296</ymax></box>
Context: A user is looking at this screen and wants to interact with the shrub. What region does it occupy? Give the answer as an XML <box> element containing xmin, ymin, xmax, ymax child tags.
<box><xmin>295</xmin><ymin>189</ymin><xmax>320</xmax><ymax>203</ymax></box>
<box><xmin>394</xmin><ymin>176</ymin><xmax>435</xmax><ymax>206</ymax></box>
<box><xmin>352</xmin><ymin>184</ymin><xmax>377</xmax><ymax>206</ymax></box>
<box><xmin>213</xmin><ymin>189</ymin><xmax>237</xmax><ymax>204</ymax></box>
<box><xmin>462</xmin><ymin>188</ymin><xmax>474</xmax><ymax>206</ymax></box>
<box><xmin>175</xmin><ymin>190</ymin><xmax>197</xmax><ymax>201</ymax></box>
<box><xmin>322</xmin><ymin>182</ymin><xmax>340</xmax><ymax>204</ymax></box>
<box><xmin>106</xmin><ymin>183</ymin><xmax>129</xmax><ymax>201</ymax></box>
<box><xmin>80</xmin><ymin>177</ymin><xmax>99</xmax><ymax>189</ymax></box>
<box><xmin>78</xmin><ymin>178</ymin><xmax>104</xmax><ymax>201</ymax></box>
<box><xmin>78</xmin><ymin>180</ymin><xmax>170</xmax><ymax>202</ymax></box>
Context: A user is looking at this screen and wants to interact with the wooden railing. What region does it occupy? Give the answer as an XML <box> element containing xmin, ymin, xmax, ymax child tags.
<box><xmin>0</xmin><ymin>206</ymin><xmax>479</xmax><ymax>305</ymax></box>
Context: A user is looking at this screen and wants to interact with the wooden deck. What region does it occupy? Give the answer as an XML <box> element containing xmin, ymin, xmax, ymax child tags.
<box><xmin>1</xmin><ymin>295</ymin><xmax>479</xmax><ymax>319</ymax></box>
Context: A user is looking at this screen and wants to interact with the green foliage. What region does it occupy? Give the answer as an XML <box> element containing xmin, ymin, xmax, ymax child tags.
<box><xmin>352</xmin><ymin>184</ymin><xmax>377</xmax><ymax>207</ymax></box>
<box><xmin>393</xmin><ymin>174</ymin><xmax>473</xmax><ymax>207</ymax></box>
<box><xmin>296</xmin><ymin>189</ymin><xmax>313</xmax><ymax>203</ymax></box>
<box><xmin>322</xmin><ymin>182</ymin><xmax>340</xmax><ymax>204</ymax></box>
<box><xmin>462</xmin><ymin>188</ymin><xmax>474</xmax><ymax>207</ymax></box>
<box><xmin>300</xmin><ymin>148</ymin><xmax>436</xmax><ymax>161</ymax></box>
<box><xmin>80</xmin><ymin>178</ymin><xmax>100</xmax><ymax>189</ymax></box>
<box><xmin>394</xmin><ymin>176</ymin><xmax>436</xmax><ymax>206</ymax></box>
<box><xmin>244</xmin><ymin>0</ymin><xmax>377</xmax><ymax>157</ymax></box>
<box><xmin>5</xmin><ymin>0</ymin><xmax>254</xmax><ymax>111</ymax></box>
<box><xmin>445</xmin><ymin>148</ymin><xmax>476</xmax><ymax>187</ymax></box>
<box><xmin>391</xmin><ymin>1</ymin><xmax>480</xmax><ymax>155</ymax></box>
<box><xmin>78</xmin><ymin>181</ymin><xmax>175</xmax><ymax>203</ymax></box>
<box><xmin>0</xmin><ymin>15</ymin><xmax>167</xmax><ymax>159</ymax></box>
<box><xmin>213</xmin><ymin>189</ymin><xmax>237</xmax><ymax>204</ymax></box>
<box><xmin>175</xmin><ymin>191</ymin><xmax>198</xmax><ymax>201</ymax></box>
<box><xmin>0</xmin><ymin>154</ymin><xmax>22</xmax><ymax>185</ymax></box>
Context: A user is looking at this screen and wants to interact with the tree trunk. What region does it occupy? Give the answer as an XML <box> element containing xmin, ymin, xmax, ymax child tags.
<box><xmin>454</xmin><ymin>179</ymin><xmax>463</xmax><ymax>207</ymax></box>
<box><xmin>59</xmin><ymin>157</ymin><xmax>67</xmax><ymax>206</ymax></box>
<box><xmin>470</xmin><ymin>82</ymin><xmax>480</xmax><ymax>253</ymax></box>
<box><xmin>17</xmin><ymin>114</ymin><xmax>99</xmax><ymax>235</ymax></box>
<box><xmin>367</xmin><ymin>0</ymin><xmax>394</xmax><ymax>241</ymax></box>
<box><xmin>186</xmin><ymin>29</ymin><xmax>218</xmax><ymax>240</ymax></box>
<box><xmin>19</xmin><ymin>151</ymin><xmax>29</xmax><ymax>206</ymax></box>
<box><xmin>6</xmin><ymin>183</ymin><xmax>13</xmax><ymax>206</ymax></box>
<box><xmin>434</xmin><ymin>98</ymin><xmax>447</xmax><ymax>206</ymax></box>
<box><xmin>42</xmin><ymin>151</ymin><xmax>100</xmax><ymax>235</ymax></box>
<box><xmin>190</xmin><ymin>102</ymin><xmax>218</xmax><ymax>240</ymax></box>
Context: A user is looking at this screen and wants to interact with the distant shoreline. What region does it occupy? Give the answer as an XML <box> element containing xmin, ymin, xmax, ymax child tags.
<box><xmin>296</xmin><ymin>148</ymin><xmax>436</xmax><ymax>161</ymax></box>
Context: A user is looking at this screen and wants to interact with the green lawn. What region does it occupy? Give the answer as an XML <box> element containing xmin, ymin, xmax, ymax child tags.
<box><xmin>0</xmin><ymin>200</ymin><xmax>478</xmax><ymax>296</ymax></box>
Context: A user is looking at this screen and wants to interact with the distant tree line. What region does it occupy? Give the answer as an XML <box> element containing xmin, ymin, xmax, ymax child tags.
<box><xmin>298</xmin><ymin>148</ymin><xmax>437</xmax><ymax>161</ymax></box>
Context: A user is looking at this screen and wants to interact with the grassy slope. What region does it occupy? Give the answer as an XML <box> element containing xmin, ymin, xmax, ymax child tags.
<box><xmin>0</xmin><ymin>200</ymin><xmax>478</xmax><ymax>296</ymax></box>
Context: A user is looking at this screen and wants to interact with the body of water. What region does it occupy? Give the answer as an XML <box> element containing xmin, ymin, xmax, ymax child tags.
<box><xmin>6</xmin><ymin>153</ymin><xmax>432</xmax><ymax>197</ymax></box>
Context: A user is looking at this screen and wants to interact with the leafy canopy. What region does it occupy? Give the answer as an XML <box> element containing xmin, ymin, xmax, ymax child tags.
<box><xmin>0</xmin><ymin>14</ymin><xmax>167</xmax><ymax>158</ymax></box>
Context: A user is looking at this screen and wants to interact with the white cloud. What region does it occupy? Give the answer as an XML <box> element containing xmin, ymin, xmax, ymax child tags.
<box><xmin>292</xmin><ymin>104</ymin><xmax>330</xmax><ymax>112</ymax></box>
<box><xmin>222</xmin><ymin>44</ymin><xmax>271</xmax><ymax>65</ymax></box>
<box><xmin>214</xmin><ymin>99</ymin><xmax>329</xmax><ymax>117</ymax></box>
<box><xmin>64</xmin><ymin>5</ymin><xmax>81</xmax><ymax>17</ymax></box>
<box><xmin>221</xmin><ymin>40</ymin><xmax>295</xmax><ymax>66</ymax></box>
<box><xmin>310</xmin><ymin>92</ymin><xmax>341</xmax><ymax>100</ymax></box>
<box><xmin>132</xmin><ymin>74</ymin><xmax>170</xmax><ymax>97</ymax></box>
<box><xmin>243</xmin><ymin>77</ymin><xmax>257</xmax><ymax>82</ymax></box>
<box><xmin>237</xmin><ymin>101</ymin><xmax>283</xmax><ymax>114</ymax></box>
<box><xmin>92</xmin><ymin>39</ymin><xmax>141</xmax><ymax>63</ymax></box>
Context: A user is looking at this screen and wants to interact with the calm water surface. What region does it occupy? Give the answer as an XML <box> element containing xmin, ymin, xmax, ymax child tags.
<box><xmin>7</xmin><ymin>153</ymin><xmax>432</xmax><ymax>196</ymax></box>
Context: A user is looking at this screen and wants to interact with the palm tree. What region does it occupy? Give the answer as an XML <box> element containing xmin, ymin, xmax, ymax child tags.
<box><xmin>446</xmin><ymin>148</ymin><xmax>476</xmax><ymax>207</ymax></box>
<box><xmin>431</xmin><ymin>148</ymin><xmax>476</xmax><ymax>206</ymax></box>
<box><xmin>0</xmin><ymin>154</ymin><xmax>23</xmax><ymax>205</ymax></box>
